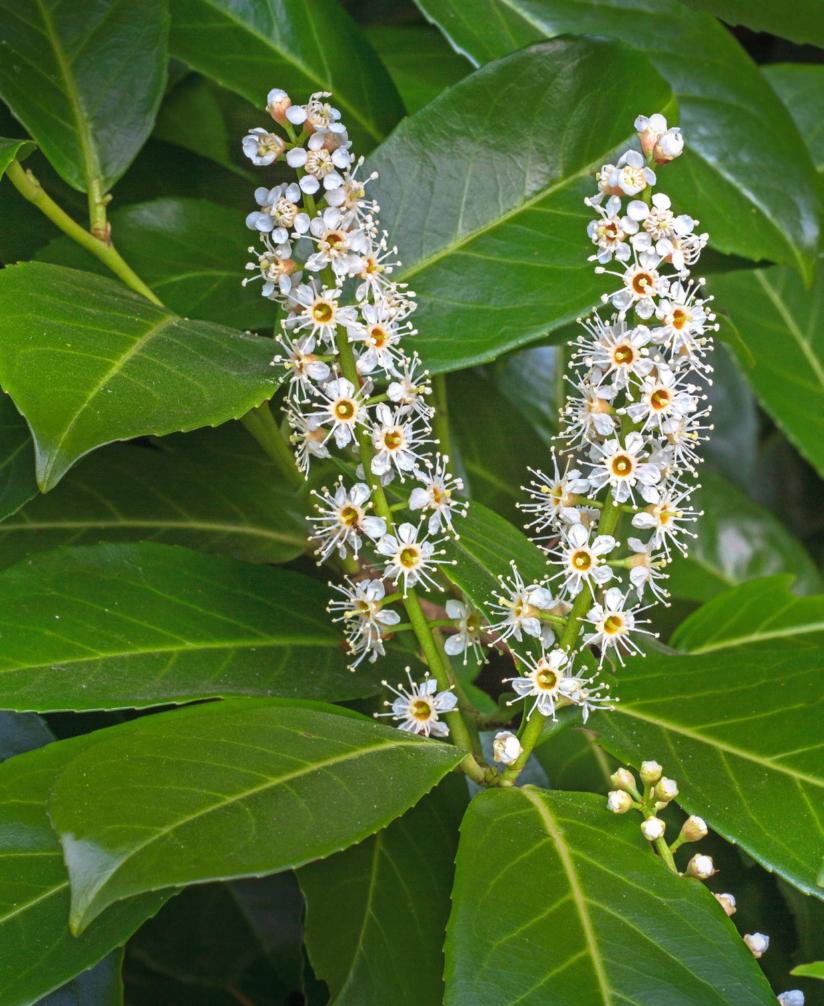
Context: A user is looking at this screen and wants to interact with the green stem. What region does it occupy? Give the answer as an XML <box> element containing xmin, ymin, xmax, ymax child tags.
<box><xmin>432</xmin><ymin>373</ymin><xmax>452</xmax><ymax>457</ymax></box>
<box><xmin>239</xmin><ymin>403</ymin><xmax>303</xmax><ymax>489</ymax></box>
<box><xmin>6</xmin><ymin>160</ymin><xmax>160</xmax><ymax>305</ymax></box>
<box><xmin>87</xmin><ymin>175</ymin><xmax>109</xmax><ymax>240</ymax></box>
<box><xmin>654</xmin><ymin>836</ymin><xmax>678</xmax><ymax>873</ymax></box>
<box><xmin>498</xmin><ymin>493</ymin><xmax>624</xmax><ymax>786</ymax></box>
<box><xmin>333</xmin><ymin>328</ymin><xmax>487</xmax><ymax>782</ymax></box>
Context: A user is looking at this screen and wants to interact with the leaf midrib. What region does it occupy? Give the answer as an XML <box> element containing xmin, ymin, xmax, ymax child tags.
<box><xmin>753</xmin><ymin>270</ymin><xmax>824</xmax><ymax>387</ymax></box>
<box><xmin>687</xmin><ymin>619</ymin><xmax>824</xmax><ymax>654</ymax></box>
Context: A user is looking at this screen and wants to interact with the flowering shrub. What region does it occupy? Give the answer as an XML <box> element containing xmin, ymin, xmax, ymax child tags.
<box><xmin>0</xmin><ymin>2</ymin><xmax>821</xmax><ymax>1004</ymax></box>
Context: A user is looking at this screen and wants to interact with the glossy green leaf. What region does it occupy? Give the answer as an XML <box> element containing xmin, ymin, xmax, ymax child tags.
<box><xmin>0</xmin><ymin>733</ymin><xmax>168</xmax><ymax>1006</ymax></box>
<box><xmin>792</xmin><ymin>962</ymin><xmax>824</xmax><ymax>980</ymax></box>
<box><xmin>597</xmin><ymin>644</ymin><xmax>824</xmax><ymax>897</ymax></box>
<box><xmin>672</xmin><ymin>576</ymin><xmax>824</xmax><ymax>653</ymax></box>
<box><xmin>364</xmin><ymin>26</ymin><xmax>469</xmax><ymax>115</ymax></box>
<box><xmin>0</xmin><ymin>393</ymin><xmax>36</xmax><ymax>521</ymax></box>
<box><xmin>533</xmin><ymin>724</ymin><xmax>614</xmax><ymax>794</ymax></box>
<box><xmin>0</xmin><ymin>423</ymin><xmax>306</xmax><ymax>569</ymax></box>
<box><xmin>0</xmin><ymin>136</ymin><xmax>35</xmax><ymax>179</ymax></box>
<box><xmin>38</xmin><ymin>953</ymin><xmax>123</xmax><ymax>1006</ymax></box>
<box><xmin>0</xmin><ymin>541</ymin><xmax>379</xmax><ymax>712</ymax></box>
<box><xmin>0</xmin><ymin>263</ymin><xmax>279</xmax><ymax>491</ymax></box>
<box><xmin>711</xmin><ymin>259</ymin><xmax>824</xmax><ymax>479</ymax></box>
<box><xmin>445</xmin><ymin>788</ymin><xmax>774</xmax><ymax>1005</ymax></box>
<box><xmin>49</xmin><ymin>699</ymin><xmax>464</xmax><ymax>933</ymax></box>
<box><xmin>0</xmin><ymin>0</ymin><xmax>168</xmax><ymax>191</ymax></box>
<box><xmin>38</xmin><ymin>198</ymin><xmax>274</xmax><ymax>329</ymax></box>
<box><xmin>368</xmin><ymin>38</ymin><xmax>673</xmax><ymax>373</ymax></box>
<box><xmin>667</xmin><ymin>470</ymin><xmax>821</xmax><ymax>602</ymax></box>
<box><xmin>300</xmin><ymin>776</ymin><xmax>467</xmax><ymax>1005</ymax></box>
<box><xmin>444</xmin><ymin>502</ymin><xmax>547</xmax><ymax>621</ymax></box>
<box><xmin>764</xmin><ymin>65</ymin><xmax>824</xmax><ymax>173</ymax></box>
<box><xmin>680</xmin><ymin>0</ymin><xmax>824</xmax><ymax>47</ymax></box>
<box><xmin>415</xmin><ymin>0</ymin><xmax>820</xmax><ymax>280</ymax></box>
<box><xmin>702</xmin><ymin>343</ymin><xmax>759</xmax><ymax>491</ymax></box>
<box><xmin>168</xmin><ymin>0</ymin><xmax>403</xmax><ymax>151</ymax></box>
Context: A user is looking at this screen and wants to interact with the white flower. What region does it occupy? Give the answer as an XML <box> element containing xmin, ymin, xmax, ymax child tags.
<box><xmin>654</xmin><ymin>127</ymin><xmax>684</xmax><ymax>163</ymax></box>
<box><xmin>631</xmin><ymin>487</ymin><xmax>700</xmax><ymax>556</ymax></box>
<box><xmin>488</xmin><ymin>562</ymin><xmax>555</xmax><ymax>643</ymax></box>
<box><xmin>634</xmin><ymin>113</ymin><xmax>669</xmax><ymax>156</ymax></box>
<box><xmin>327</xmin><ymin>158</ymin><xmax>379</xmax><ymax>226</ymax></box>
<box><xmin>607</xmin><ymin>790</ymin><xmax>633</xmax><ymax>813</ymax></box>
<box><xmin>586</xmin><ymin>431</ymin><xmax>661</xmax><ymax>505</ymax></box>
<box><xmin>714</xmin><ymin>892</ymin><xmax>736</xmax><ymax>916</ymax></box>
<box><xmin>559</xmin><ymin>667</ymin><xmax>614</xmax><ymax>723</ymax></box>
<box><xmin>286</xmin><ymin>130</ymin><xmax>351</xmax><ymax>194</ymax></box>
<box><xmin>579</xmin><ymin>315</ymin><xmax>653</xmax><ymax>389</ymax></box>
<box><xmin>246</xmin><ymin>182</ymin><xmax>309</xmax><ymax>234</ymax></box>
<box><xmin>777</xmin><ymin>991</ymin><xmax>805</xmax><ymax>1006</ymax></box>
<box><xmin>284</xmin><ymin>280</ymin><xmax>357</xmax><ymax>347</ymax></box>
<box><xmin>549</xmin><ymin>522</ymin><xmax>615</xmax><ymax>598</ymax></box>
<box><xmin>519</xmin><ymin>453</ymin><xmax>589</xmax><ymax>538</ymax></box>
<box><xmin>586</xmin><ymin>194</ymin><xmax>638</xmax><ymax>263</ymax></box>
<box><xmin>504</xmin><ymin>646</ymin><xmax>572</xmax><ymax>720</ymax></box>
<box><xmin>375</xmin><ymin>669</ymin><xmax>457</xmax><ymax>738</ymax></box>
<box><xmin>611</xmin><ymin>149</ymin><xmax>656</xmax><ymax>196</ymax></box>
<box><xmin>327</xmin><ymin>577</ymin><xmax>400</xmax><ymax>667</ymax></box>
<box><xmin>242</xmin><ymin>127</ymin><xmax>285</xmax><ymax>166</ymax></box>
<box><xmin>626</xmin><ymin>536</ymin><xmax>669</xmax><ymax>602</ymax></box>
<box><xmin>562</xmin><ymin>369</ymin><xmax>618</xmax><ymax>445</ymax></box>
<box><xmin>583</xmin><ymin>587</ymin><xmax>651</xmax><ymax>667</ymax></box>
<box><xmin>348</xmin><ymin>299</ymin><xmax>411</xmax><ymax>376</ymax></box>
<box><xmin>273</xmin><ymin>332</ymin><xmax>329</xmax><ymax>402</ymax></box>
<box><xmin>640</xmin><ymin>817</ymin><xmax>666</xmax><ymax>841</ymax></box>
<box><xmin>354</xmin><ymin>228</ymin><xmax>400</xmax><ymax>299</ymax></box>
<box><xmin>599</xmin><ymin>249</ymin><xmax>668</xmax><ymax>319</ymax></box>
<box><xmin>743</xmin><ymin>933</ymin><xmax>769</xmax><ymax>959</ymax></box>
<box><xmin>686</xmin><ymin>853</ymin><xmax>717</xmax><ymax>880</ymax></box>
<box><xmin>679</xmin><ymin>815</ymin><xmax>708</xmax><ymax>842</ymax></box>
<box><xmin>308</xmin><ymin>480</ymin><xmax>385</xmax><ymax>561</ymax></box>
<box><xmin>492</xmin><ymin>731</ymin><xmax>522</xmax><ymax>765</ymax></box>
<box><xmin>408</xmin><ymin>454</ymin><xmax>467</xmax><ymax>535</ymax></box>
<box><xmin>444</xmin><ymin>599</ymin><xmax>484</xmax><ymax>665</ymax></box>
<box><xmin>387</xmin><ymin>353</ymin><xmax>432</xmax><ymax>419</ymax></box>
<box><xmin>625</xmin><ymin>367</ymin><xmax>698</xmax><ymax>432</ymax></box>
<box><xmin>305</xmin><ymin>207</ymin><xmax>367</xmax><ymax>277</ymax></box>
<box><xmin>376</xmin><ymin>522</ymin><xmax>448</xmax><ymax>595</ymax></box>
<box><xmin>654</xmin><ymin>280</ymin><xmax>716</xmax><ymax>367</ymax></box>
<box><xmin>307</xmin><ymin>377</ymin><xmax>369</xmax><ymax>449</ymax></box>
<box><xmin>285</xmin><ymin>404</ymin><xmax>331</xmax><ymax>475</ymax></box>
<box><xmin>370</xmin><ymin>403</ymin><xmax>430</xmax><ymax>481</ymax></box>
<box><xmin>243</xmin><ymin>235</ymin><xmax>299</xmax><ymax>301</ymax></box>
<box><xmin>266</xmin><ymin>88</ymin><xmax>291</xmax><ymax>124</ymax></box>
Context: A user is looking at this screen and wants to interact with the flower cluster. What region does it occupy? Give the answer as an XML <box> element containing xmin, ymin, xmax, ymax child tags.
<box><xmin>606</xmin><ymin>758</ymin><xmax>800</xmax><ymax>1002</ymax></box>
<box><xmin>489</xmin><ymin>113</ymin><xmax>715</xmax><ymax>727</ymax></box>
<box><xmin>241</xmin><ymin>89</ymin><xmax>469</xmax><ymax>682</ymax></box>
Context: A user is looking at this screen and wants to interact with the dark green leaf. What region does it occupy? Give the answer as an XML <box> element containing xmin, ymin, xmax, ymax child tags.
<box><xmin>0</xmin><ymin>423</ymin><xmax>306</xmax><ymax>569</ymax></box>
<box><xmin>597</xmin><ymin>644</ymin><xmax>824</xmax><ymax>897</ymax></box>
<box><xmin>764</xmin><ymin>65</ymin><xmax>824</xmax><ymax>173</ymax></box>
<box><xmin>702</xmin><ymin>344</ymin><xmax>758</xmax><ymax>491</ymax></box>
<box><xmin>300</xmin><ymin>776</ymin><xmax>467</xmax><ymax>1005</ymax></box>
<box><xmin>679</xmin><ymin>0</ymin><xmax>824</xmax><ymax>47</ymax></box>
<box><xmin>49</xmin><ymin>699</ymin><xmax>464</xmax><ymax>932</ymax></box>
<box><xmin>168</xmin><ymin>0</ymin><xmax>403</xmax><ymax>151</ymax></box>
<box><xmin>0</xmin><ymin>263</ymin><xmax>279</xmax><ymax>490</ymax></box>
<box><xmin>490</xmin><ymin>343</ymin><xmax>562</xmax><ymax>441</ymax></box>
<box><xmin>667</xmin><ymin>470</ymin><xmax>821</xmax><ymax>602</ymax></box>
<box><xmin>0</xmin><ymin>393</ymin><xmax>36</xmax><ymax>520</ymax></box>
<box><xmin>0</xmin><ymin>541</ymin><xmax>380</xmax><ymax>712</ymax></box>
<box><xmin>368</xmin><ymin>38</ymin><xmax>673</xmax><ymax>373</ymax></box>
<box><xmin>0</xmin><ymin>732</ymin><xmax>168</xmax><ymax>1006</ymax></box>
<box><xmin>533</xmin><ymin>724</ymin><xmax>614</xmax><ymax>794</ymax></box>
<box><xmin>0</xmin><ymin>136</ymin><xmax>35</xmax><ymax>179</ymax></box>
<box><xmin>672</xmin><ymin>576</ymin><xmax>824</xmax><ymax>653</ymax></box>
<box><xmin>38</xmin><ymin>198</ymin><xmax>274</xmax><ymax>329</ymax></box>
<box><xmin>364</xmin><ymin>25</ymin><xmax>469</xmax><ymax>115</ymax></box>
<box><xmin>711</xmin><ymin>259</ymin><xmax>824</xmax><ymax>479</ymax></box>
<box><xmin>446</xmin><ymin>788</ymin><xmax>774</xmax><ymax>1005</ymax></box>
<box><xmin>444</xmin><ymin>501</ymin><xmax>547</xmax><ymax>621</ymax></box>
<box><xmin>415</xmin><ymin>0</ymin><xmax>820</xmax><ymax>280</ymax></box>
<box><xmin>0</xmin><ymin>1</ymin><xmax>168</xmax><ymax>190</ymax></box>
<box><xmin>37</xmin><ymin>953</ymin><xmax>123</xmax><ymax>1006</ymax></box>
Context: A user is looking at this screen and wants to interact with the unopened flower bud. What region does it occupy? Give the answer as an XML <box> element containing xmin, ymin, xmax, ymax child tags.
<box><xmin>777</xmin><ymin>990</ymin><xmax>805</xmax><ymax>1006</ymax></box>
<box><xmin>743</xmin><ymin>932</ymin><xmax>769</xmax><ymax>959</ymax></box>
<box><xmin>686</xmin><ymin>853</ymin><xmax>716</xmax><ymax>879</ymax></box>
<box><xmin>607</xmin><ymin>790</ymin><xmax>633</xmax><ymax>814</ymax></box>
<box><xmin>654</xmin><ymin>777</ymin><xmax>679</xmax><ymax>802</ymax></box>
<box><xmin>640</xmin><ymin>760</ymin><xmax>662</xmax><ymax>784</ymax></box>
<box><xmin>714</xmin><ymin>892</ymin><xmax>736</xmax><ymax>916</ymax></box>
<box><xmin>635</xmin><ymin>113</ymin><xmax>668</xmax><ymax>156</ymax></box>
<box><xmin>610</xmin><ymin>767</ymin><xmax>637</xmax><ymax>793</ymax></box>
<box><xmin>679</xmin><ymin>815</ymin><xmax>708</xmax><ymax>843</ymax></box>
<box><xmin>266</xmin><ymin>88</ymin><xmax>292</xmax><ymax>124</ymax></box>
<box><xmin>640</xmin><ymin>816</ymin><xmax>666</xmax><ymax>841</ymax></box>
<box><xmin>492</xmin><ymin>731</ymin><xmax>522</xmax><ymax>766</ymax></box>
<box><xmin>654</xmin><ymin>127</ymin><xmax>684</xmax><ymax>163</ymax></box>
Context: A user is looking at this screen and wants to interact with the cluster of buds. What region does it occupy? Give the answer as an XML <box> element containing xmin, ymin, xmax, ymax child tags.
<box><xmin>241</xmin><ymin>89</ymin><xmax>474</xmax><ymax>730</ymax></box>
<box><xmin>607</xmin><ymin>761</ymin><xmax>710</xmax><ymax>870</ymax></box>
<box><xmin>482</xmin><ymin>112</ymin><xmax>716</xmax><ymax>736</ymax></box>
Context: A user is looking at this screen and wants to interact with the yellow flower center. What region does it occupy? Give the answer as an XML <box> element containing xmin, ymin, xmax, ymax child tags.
<box><xmin>334</xmin><ymin>399</ymin><xmax>356</xmax><ymax>421</ymax></box>
<box><xmin>399</xmin><ymin>546</ymin><xmax>420</xmax><ymax>569</ymax></box>
<box><xmin>383</xmin><ymin>429</ymin><xmax>404</xmax><ymax>451</ymax></box>
<box><xmin>339</xmin><ymin>505</ymin><xmax>360</xmax><ymax>527</ymax></box>
<box><xmin>410</xmin><ymin>698</ymin><xmax>432</xmax><ymax>721</ymax></box>
<box><xmin>631</xmin><ymin>270</ymin><xmax>655</xmax><ymax>295</ymax></box>
<box><xmin>312</xmin><ymin>300</ymin><xmax>334</xmax><ymax>324</ymax></box>
<box><xmin>604</xmin><ymin>614</ymin><xmax>624</xmax><ymax>635</ymax></box>
<box><xmin>611</xmin><ymin>453</ymin><xmax>634</xmax><ymax>477</ymax></box>
<box><xmin>613</xmin><ymin>343</ymin><xmax>635</xmax><ymax>365</ymax></box>
<box><xmin>536</xmin><ymin>666</ymin><xmax>558</xmax><ymax>691</ymax></box>
<box><xmin>572</xmin><ymin>550</ymin><xmax>592</xmax><ymax>571</ymax></box>
<box><xmin>650</xmin><ymin>388</ymin><xmax>670</xmax><ymax>410</ymax></box>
